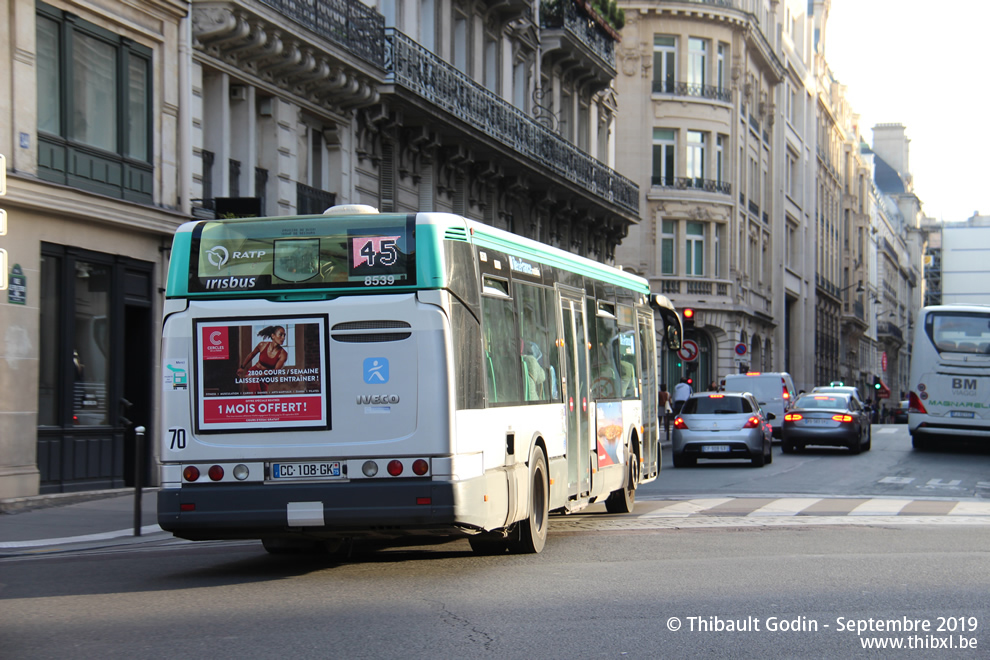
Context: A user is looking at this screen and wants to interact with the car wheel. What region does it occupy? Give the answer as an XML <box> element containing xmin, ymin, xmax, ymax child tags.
<box><xmin>751</xmin><ymin>447</ymin><xmax>765</xmax><ymax>467</ymax></box>
<box><xmin>848</xmin><ymin>436</ymin><xmax>862</xmax><ymax>455</ymax></box>
<box><xmin>912</xmin><ymin>435</ymin><xmax>930</xmax><ymax>451</ymax></box>
<box><xmin>766</xmin><ymin>440</ymin><xmax>773</xmax><ymax>464</ymax></box>
<box><xmin>782</xmin><ymin>441</ymin><xmax>796</xmax><ymax>454</ymax></box>
<box><xmin>672</xmin><ymin>453</ymin><xmax>694</xmax><ymax>468</ymax></box>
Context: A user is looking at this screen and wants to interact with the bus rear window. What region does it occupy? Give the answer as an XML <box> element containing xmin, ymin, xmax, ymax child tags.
<box><xmin>930</xmin><ymin>313</ymin><xmax>990</xmax><ymax>354</ymax></box>
<box><xmin>189</xmin><ymin>214</ymin><xmax>416</xmax><ymax>292</ymax></box>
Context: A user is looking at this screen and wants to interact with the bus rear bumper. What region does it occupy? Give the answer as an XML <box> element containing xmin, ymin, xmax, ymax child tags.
<box><xmin>157</xmin><ymin>478</ymin><xmax>488</xmax><ymax>542</ymax></box>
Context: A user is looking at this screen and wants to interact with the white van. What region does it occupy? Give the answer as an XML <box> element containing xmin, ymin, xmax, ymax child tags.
<box><xmin>721</xmin><ymin>372</ymin><xmax>797</xmax><ymax>439</ymax></box>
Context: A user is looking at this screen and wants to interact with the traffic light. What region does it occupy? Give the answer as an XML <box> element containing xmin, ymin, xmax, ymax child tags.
<box><xmin>682</xmin><ymin>308</ymin><xmax>695</xmax><ymax>329</ymax></box>
<box><xmin>873</xmin><ymin>376</ymin><xmax>881</xmax><ymax>391</ymax></box>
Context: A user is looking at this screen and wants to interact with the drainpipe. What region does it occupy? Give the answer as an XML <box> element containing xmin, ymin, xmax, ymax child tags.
<box><xmin>178</xmin><ymin>13</ymin><xmax>192</xmax><ymax>216</ymax></box>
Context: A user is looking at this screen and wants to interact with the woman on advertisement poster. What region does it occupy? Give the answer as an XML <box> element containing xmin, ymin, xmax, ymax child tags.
<box><xmin>236</xmin><ymin>325</ymin><xmax>288</xmax><ymax>392</ymax></box>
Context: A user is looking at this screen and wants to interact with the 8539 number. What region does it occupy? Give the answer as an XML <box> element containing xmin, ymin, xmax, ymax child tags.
<box><xmin>364</xmin><ymin>275</ymin><xmax>396</xmax><ymax>286</ymax></box>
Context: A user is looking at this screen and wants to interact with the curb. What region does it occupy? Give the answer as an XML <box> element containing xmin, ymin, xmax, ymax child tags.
<box><xmin>0</xmin><ymin>487</ymin><xmax>158</xmax><ymax>515</ymax></box>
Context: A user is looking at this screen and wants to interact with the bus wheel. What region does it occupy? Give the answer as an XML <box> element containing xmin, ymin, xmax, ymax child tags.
<box><xmin>468</xmin><ymin>533</ymin><xmax>509</xmax><ymax>555</ymax></box>
<box><xmin>605</xmin><ymin>451</ymin><xmax>638</xmax><ymax>513</ymax></box>
<box><xmin>510</xmin><ymin>451</ymin><xmax>549</xmax><ymax>554</ymax></box>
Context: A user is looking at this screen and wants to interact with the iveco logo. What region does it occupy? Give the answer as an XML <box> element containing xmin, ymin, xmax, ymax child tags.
<box><xmin>357</xmin><ymin>394</ymin><xmax>400</xmax><ymax>405</ymax></box>
<box><xmin>206</xmin><ymin>246</ymin><xmax>229</xmax><ymax>269</ymax></box>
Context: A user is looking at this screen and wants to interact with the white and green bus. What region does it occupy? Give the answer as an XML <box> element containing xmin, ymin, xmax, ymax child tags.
<box><xmin>157</xmin><ymin>205</ymin><xmax>682</xmax><ymax>554</ymax></box>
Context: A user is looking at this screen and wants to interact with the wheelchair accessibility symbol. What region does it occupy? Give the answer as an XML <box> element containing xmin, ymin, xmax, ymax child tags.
<box><xmin>363</xmin><ymin>358</ymin><xmax>389</xmax><ymax>384</ymax></box>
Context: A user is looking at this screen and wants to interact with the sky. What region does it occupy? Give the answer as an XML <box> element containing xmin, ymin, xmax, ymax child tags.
<box><xmin>824</xmin><ymin>1</ymin><xmax>990</xmax><ymax>222</ymax></box>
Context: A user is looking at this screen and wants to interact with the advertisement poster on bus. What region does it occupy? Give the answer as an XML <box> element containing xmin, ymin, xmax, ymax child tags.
<box><xmin>194</xmin><ymin>316</ymin><xmax>328</xmax><ymax>431</ymax></box>
<box><xmin>596</xmin><ymin>402</ymin><xmax>624</xmax><ymax>467</ymax></box>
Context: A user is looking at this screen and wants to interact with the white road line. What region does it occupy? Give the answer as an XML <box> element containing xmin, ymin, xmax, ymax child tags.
<box><xmin>748</xmin><ymin>498</ymin><xmax>822</xmax><ymax>516</ymax></box>
<box><xmin>948</xmin><ymin>501</ymin><xmax>990</xmax><ymax>516</ymax></box>
<box><xmin>642</xmin><ymin>498</ymin><xmax>733</xmax><ymax>517</ymax></box>
<box><xmin>878</xmin><ymin>476</ymin><xmax>914</xmax><ymax>484</ymax></box>
<box><xmin>0</xmin><ymin>524</ymin><xmax>163</xmax><ymax>549</ymax></box>
<box><xmin>849</xmin><ymin>499</ymin><xmax>913</xmax><ymax>516</ymax></box>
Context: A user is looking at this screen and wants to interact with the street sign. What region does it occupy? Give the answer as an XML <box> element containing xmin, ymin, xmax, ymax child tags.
<box><xmin>678</xmin><ymin>339</ymin><xmax>699</xmax><ymax>362</ymax></box>
<box><xmin>735</xmin><ymin>342</ymin><xmax>747</xmax><ymax>356</ymax></box>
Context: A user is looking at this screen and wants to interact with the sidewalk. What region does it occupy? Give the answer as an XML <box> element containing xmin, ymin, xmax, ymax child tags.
<box><xmin>0</xmin><ymin>488</ymin><xmax>167</xmax><ymax>556</ymax></box>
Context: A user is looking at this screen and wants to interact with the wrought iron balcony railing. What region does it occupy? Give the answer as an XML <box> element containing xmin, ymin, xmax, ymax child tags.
<box><xmin>540</xmin><ymin>0</ymin><xmax>616</xmax><ymax>71</ymax></box>
<box><xmin>877</xmin><ymin>321</ymin><xmax>903</xmax><ymax>342</ymax></box>
<box><xmin>384</xmin><ymin>28</ymin><xmax>638</xmax><ymax>216</ymax></box>
<box><xmin>259</xmin><ymin>0</ymin><xmax>384</xmax><ymax>67</ymax></box>
<box><xmin>651</xmin><ymin>80</ymin><xmax>732</xmax><ymax>103</ymax></box>
<box><xmin>651</xmin><ymin>176</ymin><xmax>731</xmax><ymax>195</ymax></box>
<box><xmin>297</xmin><ymin>182</ymin><xmax>337</xmax><ymax>215</ymax></box>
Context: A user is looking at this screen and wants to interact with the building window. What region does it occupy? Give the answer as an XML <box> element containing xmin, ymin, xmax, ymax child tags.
<box><xmin>686</xmin><ymin>221</ymin><xmax>704</xmax><ymax>276</ymax></box>
<box><xmin>484</xmin><ymin>35</ymin><xmax>498</xmax><ymax>93</ymax></box>
<box><xmin>714</xmin><ymin>223</ymin><xmax>723</xmax><ymax>279</ymax></box>
<box><xmin>688</xmin><ymin>38</ymin><xmax>707</xmax><ymax>88</ymax></box>
<box><xmin>453</xmin><ymin>11</ymin><xmax>468</xmax><ymax>74</ymax></box>
<box><xmin>717</xmin><ymin>43</ymin><xmax>726</xmax><ymax>91</ymax></box>
<box><xmin>419</xmin><ymin>0</ymin><xmax>435</xmax><ymax>52</ymax></box>
<box><xmin>661</xmin><ymin>219</ymin><xmax>675</xmax><ymax>275</ymax></box>
<box><xmin>687</xmin><ymin>131</ymin><xmax>705</xmax><ymax>184</ymax></box>
<box><xmin>653</xmin><ymin>35</ymin><xmax>676</xmax><ymax>93</ymax></box>
<box><xmin>36</xmin><ymin>2</ymin><xmax>153</xmax><ymax>202</ymax></box>
<box><xmin>652</xmin><ymin>129</ymin><xmax>675</xmax><ymax>186</ymax></box>
<box><xmin>716</xmin><ymin>135</ymin><xmax>725</xmax><ymax>184</ymax></box>
<box><xmin>786</xmin><ymin>148</ymin><xmax>799</xmax><ymax>199</ymax></box>
<box><xmin>513</xmin><ymin>60</ymin><xmax>529</xmax><ymax>111</ymax></box>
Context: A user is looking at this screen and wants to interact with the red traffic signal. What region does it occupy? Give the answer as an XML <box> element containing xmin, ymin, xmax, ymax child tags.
<box><xmin>682</xmin><ymin>308</ymin><xmax>695</xmax><ymax>327</ymax></box>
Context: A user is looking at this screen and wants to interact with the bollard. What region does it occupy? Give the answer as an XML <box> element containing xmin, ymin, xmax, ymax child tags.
<box><xmin>134</xmin><ymin>426</ymin><xmax>145</xmax><ymax>536</ymax></box>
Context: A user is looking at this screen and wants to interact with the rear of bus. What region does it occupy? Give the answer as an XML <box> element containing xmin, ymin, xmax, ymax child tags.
<box><xmin>157</xmin><ymin>208</ymin><xmax>475</xmax><ymax>543</ymax></box>
<box><xmin>908</xmin><ymin>305</ymin><xmax>990</xmax><ymax>449</ymax></box>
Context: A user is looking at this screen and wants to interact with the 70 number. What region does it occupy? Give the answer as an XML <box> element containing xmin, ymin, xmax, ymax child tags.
<box><xmin>169</xmin><ymin>428</ymin><xmax>187</xmax><ymax>450</ymax></box>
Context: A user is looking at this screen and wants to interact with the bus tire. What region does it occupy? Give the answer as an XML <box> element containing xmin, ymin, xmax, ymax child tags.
<box><xmin>468</xmin><ymin>533</ymin><xmax>509</xmax><ymax>555</ymax></box>
<box><xmin>605</xmin><ymin>450</ymin><xmax>638</xmax><ymax>513</ymax></box>
<box><xmin>510</xmin><ymin>450</ymin><xmax>549</xmax><ymax>554</ymax></box>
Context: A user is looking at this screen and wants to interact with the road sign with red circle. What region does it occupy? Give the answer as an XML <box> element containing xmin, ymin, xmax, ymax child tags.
<box><xmin>678</xmin><ymin>339</ymin><xmax>699</xmax><ymax>362</ymax></box>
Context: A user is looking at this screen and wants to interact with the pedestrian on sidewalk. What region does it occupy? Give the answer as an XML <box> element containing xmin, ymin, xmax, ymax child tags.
<box><xmin>672</xmin><ymin>376</ymin><xmax>693</xmax><ymax>417</ymax></box>
<box><xmin>658</xmin><ymin>383</ymin><xmax>672</xmax><ymax>443</ymax></box>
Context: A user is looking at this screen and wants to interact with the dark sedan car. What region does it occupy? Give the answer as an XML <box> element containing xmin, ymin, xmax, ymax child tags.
<box><xmin>782</xmin><ymin>393</ymin><xmax>871</xmax><ymax>454</ymax></box>
<box><xmin>671</xmin><ymin>391</ymin><xmax>775</xmax><ymax>467</ymax></box>
<box><xmin>889</xmin><ymin>400</ymin><xmax>910</xmax><ymax>424</ymax></box>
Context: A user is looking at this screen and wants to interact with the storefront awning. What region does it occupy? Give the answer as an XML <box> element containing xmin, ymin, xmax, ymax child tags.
<box><xmin>877</xmin><ymin>380</ymin><xmax>891</xmax><ymax>399</ymax></box>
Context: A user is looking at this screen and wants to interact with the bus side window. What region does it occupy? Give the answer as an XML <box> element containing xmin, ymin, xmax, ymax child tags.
<box><xmin>517</xmin><ymin>282</ymin><xmax>553</xmax><ymax>403</ymax></box>
<box><xmin>482</xmin><ymin>290</ymin><xmax>522</xmax><ymax>405</ymax></box>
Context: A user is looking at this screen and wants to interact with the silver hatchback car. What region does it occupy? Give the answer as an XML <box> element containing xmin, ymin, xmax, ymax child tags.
<box><xmin>671</xmin><ymin>391</ymin><xmax>775</xmax><ymax>467</ymax></box>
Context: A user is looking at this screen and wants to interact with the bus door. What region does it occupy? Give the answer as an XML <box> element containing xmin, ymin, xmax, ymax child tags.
<box><xmin>637</xmin><ymin>310</ymin><xmax>658</xmax><ymax>476</ymax></box>
<box><xmin>558</xmin><ymin>288</ymin><xmax>591</xmax><ymax>498</ymax></box>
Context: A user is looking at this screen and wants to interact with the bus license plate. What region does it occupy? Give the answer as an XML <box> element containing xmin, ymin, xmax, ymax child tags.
<box><xmin>950</xmin><ymin>411</ymin><xmax>975</xmax><ymax>418</ymax></box>
<box><xmin>702</xmin><ymin>445</ymin><xmax>730</xmax><ymax>453</ymax></box>
<box><xmin>271</xmin><ymin>461</ymin><xmax>342</xmax><ymax>480</ymax></box>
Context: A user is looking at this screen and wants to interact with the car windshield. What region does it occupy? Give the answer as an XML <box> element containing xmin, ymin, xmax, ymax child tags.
<box><xmin>795</xmin><ymin>395</ymin><xmax>848</xmax><ymax>409</ymax></box>
<box><xmin>683</xmin><ymin>395</ymin><xmax>753</xmax><ymax>415</ymax></box>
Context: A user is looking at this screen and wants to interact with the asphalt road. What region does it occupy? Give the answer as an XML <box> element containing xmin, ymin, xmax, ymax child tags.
<box><xmin>1</xmin><ymin>423</ymin><xmax>987</xmax><ymax>659</ymax></box>
<box><xmin>1</xmin><ymin>523</ymin><xmax>987</xmax><ymax>659</ymax></box>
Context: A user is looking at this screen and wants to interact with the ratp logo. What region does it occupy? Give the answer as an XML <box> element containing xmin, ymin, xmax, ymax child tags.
<box><xmin>205</xmin><ymin>246</ymin><xmax>229</xmax><ymax>269</ymax></box>
<box><xmin>363</xmin><ymin>358</ymin><xmax>389</xmax><ymax>384</ymax></box>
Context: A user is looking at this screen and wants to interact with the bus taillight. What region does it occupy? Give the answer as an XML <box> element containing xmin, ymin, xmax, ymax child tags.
<box><xmin>908</xmin><ymin>391</ymin><xmax>927</xmax><ymax>415</ymax></box>
<box><xmin>208</xmin><ymin>465</ymin><xmax>224</xmax><ymax>481</ymax></box>
<box><xmin>412</xmin><ymin>459</ymin><xmax>429</xmax><ymax>476</ymax></box>
<box><xmin>183</xmin><ymin>465</ymin><xmax>200</xmax><ymax>482</ymax></box>
<box><xmin>387</xmin><ymin>460</ymin><xmax>403</xmax><ymax>476</ymax></box>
